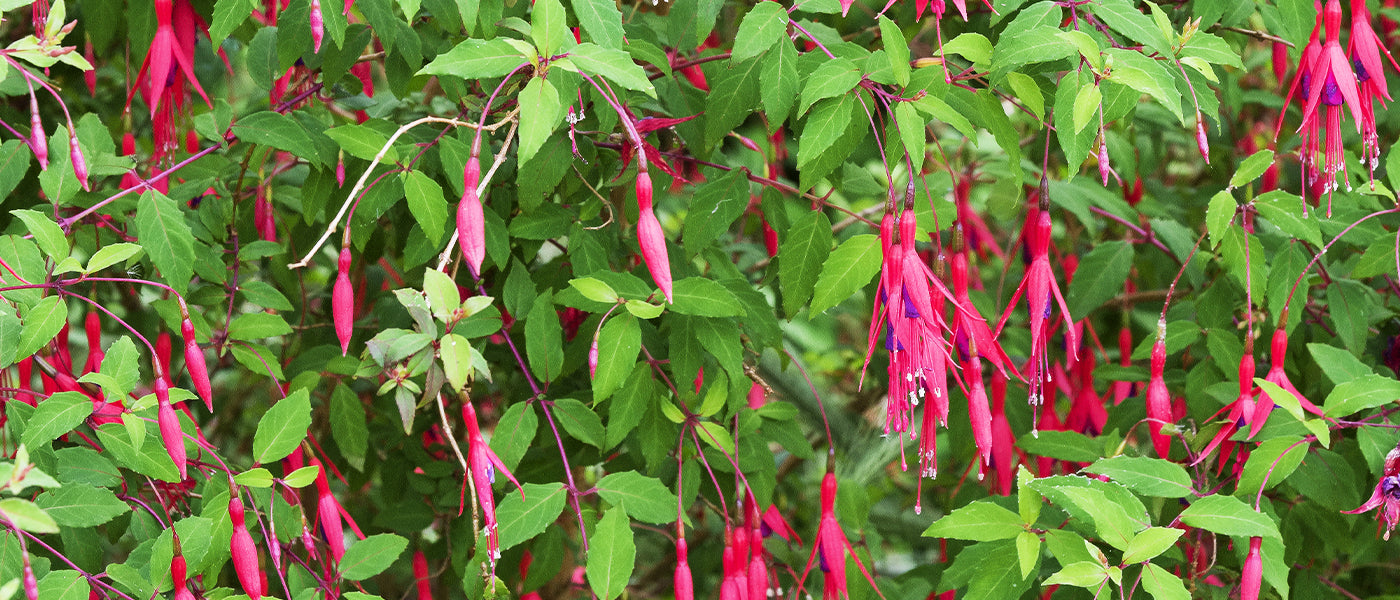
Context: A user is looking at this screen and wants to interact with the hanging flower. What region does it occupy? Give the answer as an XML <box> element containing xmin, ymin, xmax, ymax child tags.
<box><xmin>1344</xmin><ymin>441</ymin><xmax>1400</xmax><ymax>539</ymax></box>
<box><xmin>1350</xmin><ymin>0</ymin><xmax>1400</xmax><ymax>180</ymax></box>
<box><xmin>461</xmin><ymin>398</ymin><xmax>525</xmax><ymax>572</ymax></box>
<box><xmin>798</xmin><ymin>463</ymin><xmax>884</xmax><ymax>600</ymax></box>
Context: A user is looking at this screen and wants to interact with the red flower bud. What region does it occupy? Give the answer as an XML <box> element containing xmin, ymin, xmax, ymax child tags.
<box><xmin>255</xmin><ymin>186</ymin><xmax>276</xmax><ymax>242</ymax></box>
<box><xmin>333</xmin><ymin>247</ymin><xmax>354</xmax><ymax>356</ymax></box>
<box><xmin>70</xmin><ymin>132</ymin><xmax>89</xmax><ymax>191</ymax></box>
<box><xmin>413</xmin><ymin>550</ymin><xmax>433</xmax><ymax>600</ymax></box>
<box><xmin>156</xmin><ymin>331</ymin><xmax>173</xmax><ymax>382</ymax></box>
<box><xmin>1146</xmin><ymin>319</ymin><xmax>1172</xmax><ymax>458</ymax></box>
<box><xmin>154</xmin><ymin>377</ymin><xmax>187</xmax><ymax>480</ymax></box>
<box><xmin>181</xmin><ymin>317</ymin><xmax>213</xmax><ymax>411</ymax></box>
<box><xmin>1195</xmin><ymin>115</ymin><xmax>1210</xmax><ymax>165</ymax></box>
<box><xmin>747</xmin><ymin>382</ymin><xmax>766</xmax><ymax>409</ymax></box>
<box><xmin>172</xmin><ymin>552</ymin><xmax>195</xmax><ymax>600</ymax></box>
<box><xmin>229</xmin><ymin>494</ymin><xmax>263</xmax><ymax>599</ymax></box>
<box><xmin>635</xmin><ymin>170</ymin><xmax>673</xmax><ymax>302</ymax></box>
<box><xmin>336</xmin><ymin>152</ymin><xmax>346</xmax><ymax>187</ymax></box>
<box><xmin>456</xmin><ymin>183</ymin><xmax>486</xmax><ymax>279</ymax></box>
<box><xmin>83</xmin><ymin>39</ymin><xmax>97</xmax><ymax>96</ymax></box>
<box><xmin>30</xmin><ymin>94</ymin><xmax>47</xmax><ymax>170</ymax></box>
<box><xmin>83</xmin><ymin>312</ymin><xmax>103</xmax><ymax>374</ymax></box>
<box><xmin>588</xmin><ymin>330</ymin><xmax>600</xmax><ymax>379</ymax></box>
<box><xmin>674</xmin><ymin>538</ymin><xmax>694</xmax><ymax>600</ymax></box>
<box><xmin>1241</xmin><ymin>537</ymin><xmax>1262</xmax><ymax>600</ymax></box>
<box><xmin>314</xmin><ymin>461</ymin><xmax>346</xmax><ymax>562</ymax></box>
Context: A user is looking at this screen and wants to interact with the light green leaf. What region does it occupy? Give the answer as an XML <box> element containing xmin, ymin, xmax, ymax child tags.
<box><xmin>569</xmin><ymin>43</ymin><xmax>656</xmax><ymax>97</ymax></box>
<box><xmin>423</xmin><ymin>268</ymin><xmax>461</xmax><ymax>322</ymax></box>
<box><xmin>1178</xmin><ymin>494</ymin><xmax>1280</xmax><ymax>539</ymax></box>
<box><xmin>810</xmin><ymin>234</ymin><xmax>882</xmax><ymax>315</ymax></box>
<box><xmin>760</xmin><ymin>32</ymin><xmax>798</xmax><ymax>127</ymax></box>
<box><xmin>496</xmin><ymin>482</ymin><xmax>568</xmax><ymax>550</ymax></box>
<box><xmin>233</xmin><ymin>468</ymin><xmax>276</xmax><ymax>488</ymax></box>
<box><xmin>252</xmin><ymin>388</ymin><xmax>312</xmax><ymax>463</ymax></box>
<box><xmin>941</xmin><ymin>32</ymin><xmax>993</xmax><ymax>64</ymax></box>
<box><xmin>571</xmin><ymin>0</ymin><xmax>624</xmax><ymax>48</ymax></box>
<box><xmin>325</xmin><ymin>122</ymin><xmax>398</xmax><ymax>162</ymax></box>
<box><xmin>85</xmin><ymin>243</ymin><xmax>144</xmax><ymax>274</ymax></box>
<box><xmin>798</xmin><ymin>58</ymin><xmax>860</xmax><ymax>115</ymax></box>
<box><xmin>586</xmin><ymin>509</ymin><xmax>636</xmax><ymax>600</ymax></box>
<box><xmin>34</xmin><ymin>484</ymin><xmax>130</xmax><ymax>527</ymax></box>
<box><xmin>1254</xmin><ymin>190</ymin><xmax>1322</xmax><ymax>247</ymax></box>
<box><xmin>283</xmin><ymin>465</ymin><xmax>320</xmax><ymax>488</ymax></box>
<box><xmin>1206</xmin><ymin>190</ymin><xmax>1235</xmax><ymax>249</ymax></box>
<box><xmin>1044</xmin><ymin>561</ymin><xmax>1109</xmax><ymax>588</ymax></box>
<box><xmin>596</xmin><ymin>471</ymin><xmax>678</xmax><ymax>524</ymax></box>
<box><xmin>403</xmin><ymin>171</ymin><xmax>450</xmax><ymax>245</ymax></box>
<box><xmin>0</xmin><ymin>498</ymin><xmax>57</xmax><ymax>533</ymax></box>
<box><xmin>231</xmin><ymin>111</ymin><xmax>328</xmax><ymax>167</ymax></box>
<box><xmin>1094</xmin><ymin>0</ymin><xmax>1174</xmax><ymax>56</ymax></box>
<box><xmin>1140</xmin><ymin>563</ymin><xmax>1190</xmax><ymax>600</ymax></box>
<box><xmin>134</xmin><ymin>191</ymin><xmax>196</xmax><ymax>295</ymax></box>
<box><xmin>418</xmin><ymin>38</ymin><xmax>529</xmax><ymax>79</ymax></box>
<box><xmin>922</xmin><ymin>501</ymin><xmax>1024</xmax><ymax>541</ymax></box>
<box><xmin>878</xmin><ymin>16</ymin><xmax>910</xmax><ymax>86</ymax></box>
<box><xmin>570</xmin><ymin>277</ymin><xmax>619</xmax><ymax>304</ymax></box>
<box><xmin>1084</xmin><ymin>456</ymin><xmax>1193</xmax><ymax>498</ymax></box>
<box><xmin>1122</xmin><ymin>527</ymin><xmax>1183</xmax><ymax>563</ymax></box>
<box><xmin>1323</xmin><ymin>374</ymin><xmax>1400</xmax><ymax>418</ymax></box>
<box><xmin>669</xmin><ymin>277</ymin><xmax>744</xmax><ymax>317</ymax></box>
<box><xmin>1016</xmin><ymin>531</ymin><xmax>1040</xmax><ymax>579</ymax></box>
<box><xmin>22</xmin><ymin>391</ymin><xmax>91</xmax><ymax>449</ymax></box>
<box><xmin>16</xmin><ymin>295</ymin><xmax>66</xmax><ymax>364</ymax></box>
<box><xmin>518</xmin><ymin>77</ymin><xmax>562</xmax><ymax>165</ymax></box>
<box><xmin>1230</xmin><ymin>150</ymin><xmax>1275</xmax><ymax>189</ymax></box>
<box><xmin>1072</xmin><ymin>84</ymin><xmax>1101</xmax><ymax>134</ymax></box>
<box><xmin>733</xmin><ymin>1</ymin><xmax>788</xmax><ymax>62</ymax></box>
<box><xmin>10</xmin><ymin>209</ymin><xmax>67</xmax><ymax>261</ymax></box>
<box><xmin>991</xmin><ymin>26</ymin><xmax>1075</xmax><ymax>71</ymax></box>
<box><xmin>227</xmin><ymin>312</ymin><xmax>292</xmax><ymax>341</ymax></box>
<box><xmin>592</xmin><ymin>314</ymin><xmax>640</xmax><ymax>402</ymax></box>
<box><xmin>340</xmin><ymin>534</ymin><xmax>408</xmax><ymax>580</ymax></box>
<box><xmin>531</xmin><ymin>0</ymin><xmax>567</xmax><ymax>58</ymax></box>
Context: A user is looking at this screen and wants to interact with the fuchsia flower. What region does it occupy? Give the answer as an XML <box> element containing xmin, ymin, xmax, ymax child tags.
<box><xmin>1240</xmin><ymin>537</ymin><xmax>1263</xmax><ymax>600</ymax></box>
<box><xmin>674</xmin><ymin>537</ymin><xmax>694</xmax><ymax>600</ymax></box>
<box><xmin>333</xmin><ymin>246</ymin><xmax>354</xmax><ymax>355</ymax></box>
<box><xmin>457</xmin><ymin>136</ymin><xmax>486</xmax><ymax>278</ymax></box>
<box><xmin>1193</xmin><ymin>343</ymin><xmax>1259</xmax><ymax>469</ymax></box>
<box><xmin>635</xmin><ymin>167</ymin><xmax>674</xmax><ymax>303</ymax></box>
<box><xmin>129</xmin><ymin>0</ymin><xmax>214</xmax><ymax>163</ymax></box>
<box><xmin>1350</xmin><ymin>0</ymin><xmax>1400</xmax><ymax>179</ymax></box>
<box><xmin>989</xmin><ymin>372</ymin><xmax>1018</xmax><ymax>496</ymax></box>
<box><xmin>461</xmin><ymin>400</ymin><xmax>525</xmax><ymax>573</ymax></box>
<box><xmin>1279</xmin><ymin>0</ymin><xmax>1363</xmax><ymax>215</ymax></box>
<box><xmin>154</xmin><ymin>376</ymin><xmax>187</xmax><ymax>480</ymax></box>
<box><xmin>312</xmin><ymin>458</ymin><xmax>347</xmax><ymax>562</ymax></box>
<box><xmin>799</xmin><ymin>463</ymin><xmax>883</xmax><ymax>600</ymax></box>
<box><xmin>1145</xmin><ymin>318</ymin><xmax>1174</xmax><ymax>458</ymax></box>
<box><xmin>1344</xmin><ymin>442</ymin><xmax>1400</xmax><ymax>539</ymax></box>
<box><xmin>1256</xmin><ymin>324</ymin><xmax>1325</xmax><ymax>431</ymax></box>
<box><xmin>228</xmin><ymin>490</ymin><xmax>265</xmax><ymax>600</ymax></box>
<box><xmin>996</xmin><ymin>195</ymin><xmax>1078</xmax><ymax>420</ymax></box>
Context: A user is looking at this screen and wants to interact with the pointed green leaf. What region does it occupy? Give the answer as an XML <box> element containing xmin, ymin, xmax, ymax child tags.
<box><xmin>340</xmin><ymin>534</ymin><xmax>408</xmax><ymax>580</ymax></box>
<box><xmin>586</xmin><ymin>509</ymin><xmax>636</xmax><ymax>600</ymax></box>
<box><xmin>252</xmin><ymin>388</ymin><xmax>312</xmax><ymax>463</ymax></box>
<box><xmin>810</xmin><ymin>234</ymin><xmax>882</xmax><ymax>316</ymax></box>
<box><xmin>778</xmin><ymin>210</ymin><xmax>833</xmax><ymax>316</ymax></box>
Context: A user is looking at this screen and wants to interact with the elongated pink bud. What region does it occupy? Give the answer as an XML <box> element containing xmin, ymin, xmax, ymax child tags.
<box><xmin>181</xmin><ymin>317</ymin><xmax>213</xmax><ymax>411</ymax></box>
<box><xmin>1146</xmin><ymin>319</ymin><xmax>1172</xmax><ymax>458</ymax></box>
<box><xmin>674</xmin><ymin>538</ymin><xmax>694</xmax><ymax>600</ymax></box>
<box><xmin>333</xmin><ymin>247</ymin><xmax>354</xmax><ymax>355</ymax></box>
<box><xmin>413</xmin><ymin>550</ymin><xmax>432</xmax><ymax>600</ymax></box>
<box><xmin>256</xmin><ymin>186</ymin><xmax>276</xmax><ymax>242</ymax></box>
<box><xmin>336</xmin><ymin>152</ymin><xmax>346</xmax><ymax>186</ymax></box>
<box><xmin>1241</xmin><ymin>537</ymin><xmax>1262</xmax><ymax>600</ymax></box>
<box><xmin>155</xmin><ymin>377</ymin><xmax>187</xmax><ymax>480</ymax></box>
<box><xmin>1195</xmin><ymin>114</ymin><xmax>1210</xmax><ymax>165</ymax></box>
<box><xmin>1098</xmin><ymin>135</ymin><xmax>1111</xmax><ymax>186</ymax></box>
<box><xmin>967</xmin><ymin>355</ymin><xmax>992</xmax><ymax>480</ymax></box>
<box><xmin>84</xmin><ymin>39</ymin><xmax>97</xmax><ymax>96</ymax></box>
<box><xmin>315</xmin><ymin>462</ymin><xmax>346</xmax><ymax>562</ymax></box>
<box><xmin>456</xmin><ymin>187</ymin><xmax>485</xmax><ymax>279</ymax></box>
<box><xmin>83</xmin><ymin>312</ymin><xmax>104</xmax><ymax>374</ymax></box>
<box><xmin>229</xmin><ymin>494</ymin><xmax>264</xmax><ymax>600</ymax></box>
<box><xmin>635</xmin><ymin>169</ymin><xmax>673</xmax><ymax>302</ymax></box>
<box><xmin>21</xmin><ymin>552</ymin><xmax>37</xmax><ymax>600</ymax></box>
<box><xmin>309</xmin><ymin>0</ymin><xmax>324</xmax><ymax>52</ymax></box>
<box><xmin>30</xmin><ymin>94</ymin><xmax>47</xmax><ymax>170</ymax></box>
<box><xmin>70</xmin><ymin>132</ymin><xmax>90</xmax><ymax>191</ymax></box>
<box><xmin>172</xmin><ymin>553</ymin><xmax>195</xmax><ymax>600</ymax></box>
<box><xmin>588</xmin><ymin>330</ymin><xmax>600</xmax><ymax>379</ymax></box>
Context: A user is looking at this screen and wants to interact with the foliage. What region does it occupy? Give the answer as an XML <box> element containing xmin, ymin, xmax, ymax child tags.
<box><xmin>3</xmin><ymin>0</ymin><xmax>1400</xmax><ymax>598</ymax></box>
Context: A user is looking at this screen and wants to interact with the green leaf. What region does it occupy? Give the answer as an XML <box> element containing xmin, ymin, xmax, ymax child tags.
<box><xmin>531</xmin><ymin>0</ymin><xmax>567</xmax><ymax>58</ymax></box>
<box><xmin>991</xmin><ymin>26</ymin><xmax>1075</xmax><ymax>71</ymax></box>
<box><xmin>922</xmin><ymin>501</ymin><xmax>1024</xmax><ymax>541</ymax></box>
<box><xmin>810</xmin><ymin>234</ymin><xmax>882</xmax><ymax>316</ymax></box>
<box><xmin>10</xmin><ymin>209</ymin><xmax>67</xmax><ymax>260</ymax></box>
<box><xmin>233</xmin><ymin>468</ymin><xmax>276</xmax><ymax>488</ymax></box>
<box><xmin>1254</xmin><ymin>190</ymin><xmax>1322</xmax><ymax>247</ymax></box>
<box><xmin>208</xmin><ymin>0</ymin><xmax>258</xmax><ymax>48</ymax></box>
<box><xmin>1072</xmin><ymin>84</ymin><xmax>1102</xmax><ymax>134</ymax></box>
<box><xmin>85</xmin><ymin>243</ymin><xmax>144</xmax><ymax>274</ymax></box>
<box><xmin>36</xmin><ymin>570</ymin><xmax>89</xmax><ymax>600</ymax></box>
<box><xmin>1104</xmin><ymin>48</ymin><xmax>1183</xmax><ymax>123</ymax></box>
<box><xmin>16</xmin><ymin>295</ymin><xmax>66</xmax><ymax>364</ymax></box>
<box><xmin>894</xmin><ymin>102</ymin><xmax>927</xmax><ymax>174</ymax></box>
<box><xmin>497</xmin><ymin>482</ymin><xmax>568</xmax><ymax>550</ymax></box>
<box><xmin>605</xmin><ymin>365</ymin><xmax>653</xmax><ymax>449</ymax></box>
<box><xmin>798</xmin><ymin>59</ymin><xmax>860</xmax><ymax>115</ymax></box>
<box><xmin>941</xmin><ymin>32</ymin><xmax>993</xmax><ymax>64</ymax></box>
<box><xmin>879</xmin><ymin>16</ymin><xmax>910</xmax><ymax>86</ymax></box>
<box><xmin>1230</xmin><ymin>150</ymin><xmax>1275</xmax><ymax>189</ymax></box>
<box><xmin>705</xmin><ymin>56</ymin><xmax>762</xmax><ymax>147</ymax></box>
<box><xmin>134</xmin><ymin>191</ymin><xmax>197</xmax><ymax>295</ymax></box>
<box><xmin>1017</xmin><ymin>467</ymin><xmax>1041</xmax><ymax>525</ymax></box>
<box><xmin>569</xmin><ymin>43</ymin><xmax>656</xmax><ymax>97</ymax></box>
<box><xmin>669</xmin><ymin>278</ymin><xmax>744</xmax><ymax>317</ymax></box>
<box><xmin>1140</xmin><ymin>563</ymin><xmax>1190</xmax><ymax>600</ymax></box>
<box><xmin>1059</xmin><ymin>30</ymin><xmax>1103</xmax><ymax>70</ymax></box>
<box><xmin>1178</xmin><ymin>494</ymin><xmax>1280</xmax><ymax>539</ymax></box>
<box><xmin>330</xmin><ymin>383</ymin><xmax>368</xmax><ymax>471</ymax></box>
<box><xmin>797</xmin><ymin>94</ymin><xmax>856</xmax><ymax>169</ymax></box>
<box><xmin>518</xmin><ymin>76</ymin><xmax>562</xmax><ymax>166</ymax></box>
<box><xmin>231</xmin><ymin>111</ymin><xmax>328</xmax><ymax>167</ymax></box>
<box><xmin>0</xmin><ymin>498</ymin><xmax>58</xmax><ymax>533</ymax></box>
<box><xmin>779</xmin><ymin>210</ymin><xmax>834</xmax><ymax>316</ymax></box>
<box><xmin>1180</xmin><ymin>32</ymin><xmax>1243</xmax><ymax>68</ymax></box>
<box><xmin>1206</xmin><ymin>190</ymin><xmax>1235</xmax><ymax>249</ymax></box>
<box><xmin>1065</xmin><ymin>240</ymin><xmax>1133</xmax><ymax>320</ymax></box>
<box><xmin>733</xmin><ymin>1</ymin><xmax>788</xmax><ymax>62</ymax></box>
<box><xmin>525</xmin><ymin>292</ymin><xmax>564</xmax><ymax>383</ymax></box>
<box><xmin>325</xmin><ymin>122</ymin><xmax>398</xmax><ymax>162</ymax></box>
<box><xmin>283</xmin><ymin>465</ymin><xmax>321</xmax><ymax>488</ymax></box>
<box><xmin>593</xmin><ymin>314</ymin><xmax>640</xmax><ymax>402</ymax></box>
<box><xmin>252</xmin><ymin>388</ymin><xmax>312</xmax><ymax>463</ymax></box>
<box><xmin>1016</xmin><ymin>430</ymin><xmax>1102</xmax><ymax>462</ymax></box>
<box><xmin>423</xmin><ymin>269</ymin><xmax>461</xmax><ymax>322</ymax></box>
<box><xmin>694</xmin><ymin>420</ymin><xmax>736</xmax><ymax>457</ymax></box>
<box><xmin>1083</xmin><ymin>456</ymin><xmax>1193</xmax><ymax>498</ymax></box>
<box><xmin>760</xmin><ymin>36</ymin><xmax>798</xmax><ymax>127</ymax></box>
<box><xmin>491</xmin><ymin>401</ymin><xmax>538</xmax><ymax>471</ymax></box>
<box><xmin>596</xmin><ymin>471</ymin><xmax>678</xmax><ymax>524</ymax></box>
<box><xmin>552</xmin><ymin>397</ymin><xmax>605</xmax><ymax>448</ymax></box>
<box><xmin>1323</xmin><ymin>374</ymin><xmax>1400</xmax><ymax>418</ymax></box>
<box><xmin>0</xmin><ymin>235</ymin><xmax>44</xmax><ymax>307</ymax></box>
<box><xmin>1307</xmin><ymin>343</ymin><xmax>1372</xmax><ymax>384</ymax></box>
<box><xmin>571</xmin><ymin>0</ymin><xmax>624</xmax><ymax>48</ymax></box>
<box><xmin>1016</xmin><ymin>531</ymin><xmax>1040</xmax><ymax>579</ymax></box>
<box><xmin>419</xmin><ymin>38</ymin><xmax>528</xmax><ymax>78</ymax></box>
<box><xmin>1122</xmin><ymin>527</ymin><xmax>1184</xmax><ymax>563</ymax></box>
<box><xmin>682</xmin><ymin>169</ymin><xmax>750</xmax><ymax>256</ymax></box>
<box><xmin>440</xmin><ymin>333</ymin><xmax>480</xmax><ymax>393</ymax></box>
<box><xmin>1235</xmin><ymin>435</ymin><xmax>1307</xmax><ymax>497</ymax></box>
<box><xmin>22</xmin><ymin>391</ymin><xmax>91</xmax><ymax>449</ymax></box>
<box><xmin>340</xmin><ymin>533</ymin><xmax>408</xmax><ymax>580</ymax></box>
<box><xmin>34</xmin><ymin>484</ymin><xmax>130</xmax><ymax>527</ymax></box>
<box><xmin>586</xmin><ymin>509</ymin><xmax>636</xmax><ymax>600</ymax></box>
<box><xmin>1094</xmin><ymin>0</ymin><xmax>1174</xmax><ymax>57</ymax></box>
<box><xmin>403</xmin><ymin>170</ymin><xmax>450</xmax><ymax>245</ymax></box>
<box><xmin>1043</xmin><ymin>561</ymin><xmax>1110</xmax><ymax>588</ymax></box>
<box><xmin>570</xmin><ymin>277</ymin><xmax>620</xmax><ymax>304</ymax></box>
<box><xmin>227</xmin><ymin>312</ymin><xmax>292</xmax><ymax>341</ymax></box>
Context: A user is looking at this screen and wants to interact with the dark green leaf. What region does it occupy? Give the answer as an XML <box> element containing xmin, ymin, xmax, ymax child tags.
<box><xmin>779</xmin><ymin>209</ymin><xmax>833</xmax><ymax>316</ymax></box>
<box><xmin>496</xmin><ymin>482</ymin><xmax>568</xmax><ymax>550</ymax></box>
<box><xmin>22</xmin><ymin>391</ymin><xmax>91</xmax><ymax>449</ymax></box>
<box><xmin>1066</xmin><ymin>240</ymin><xmax>1133</xmax><ymax>320</ymax></box>
<box><xmin>593</xmin><ymin>314</ymin><xmax>641</xmax><ymax>402</ymax></box>
<box><xmin>596</xmin><ymin>471</ymin><xmax>678</xmax><ymax>524</ymax></box>
<box><xmin>669</xmin><ymin>277</ymin><xmax>744</xmax><ymax>317</ymax></box>
<box><xmin>35</xmin><ymin>484</ymin><xmax>130</xmax><ymax>527</ymax></box>
<box><xmin>134</xmin><ymin>191</ymin><xmax>197</xmax><ymax>295</ymax></box>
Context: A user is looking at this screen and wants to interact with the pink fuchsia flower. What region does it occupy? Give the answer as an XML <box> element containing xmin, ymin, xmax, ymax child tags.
<box><xmin>1240</xmin><ymin>537</ymin><xmax>1263</xmax><ymax>600</ymax></box>
<box><xmin>1299</xmin><ymin>0</ymin><xmax>1363</xmax><ymax>214</ymax></box>
<box><xmin>635</xmin><ymin>168</ymin><xmax>674</xmax><ymax>303</ymax></box>
<box><xmin>457</xmin><ymin>136</ymin><xmax>486</xmax><ymax>278</ymax></box>
<box><xmin>799</xmin><ymin>462</ymin><xmax>884</xmax><ymax>600</ymax></box>
<box><xmin>461</xmin><ymin>399</ymin><xmax>525</xmax><ymax>573</ymax></box>
<box><xmin>1350</xmin><ymin>0</ymin><xmax>1400</xmax><ymax>179</ymax></box>
<box><xmin>1255</xmin><ymin>324</ymin><xmax>1325</xmax><ymax>432</ymax></box>
<box><xmin>996</xmin><ymin>196</ymin><xmax>1079</xmax><ymax>420</ymax></box>
<box><xmin>129</xmin><ymin>0</ymin><xmax>214</xmax><ymax>163</ymax></box>
<box><xmin>1344</xmin><ymin>442</ymin><xmax>1400</xmax><ymax>539</ymax></box>
<box><xmin>1192</xmin><ymin>344</ymin><xmax>1259</xmax><ymax>470</ymax></box>
<box><xmin>1145</xmin><ymin>319</ymin><xmax>1174</xmax><ymax>458</ymax></box>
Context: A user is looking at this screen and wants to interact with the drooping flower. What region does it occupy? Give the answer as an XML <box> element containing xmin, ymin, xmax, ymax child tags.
<box><xmin>1280</xmin><ymin>0</ymin><xmax>1363</xmax><ymax>214</ymax></box>
<box><xmin>674</xmin><ymin>536</ymin><xmax>694</xmax><ymax>600</ymax></box>
<box><xmin>1344</xmin><ymin>441</ymin><xmax>1400</xmax><ymax>539</ymax></box>
<box><xmin>129</xmin><ymin>0</ymin><xmax>214</xmax><ymax>164</ymax></box>
<box><xmin>996</xmin><ymin>194</ymin><xmax>1079</xmax><ymax>418</ymax></box>
<box><xmin>333</xmin><ymin>246</ymin><xmax>354</xmax><ymax>355</ymax></box>
<box><xmin>461</xmin><ymin>398</ymin><xmax>525</xmax><ymax>573</ymax></box>
<box><xmin>799</xmin><ymin>461</ymin><xmax>883</xmax><ymax>600</ymax></box>
<box><xmin>989</xmin><ymin>371</ymin><xmax>1018</xmax><ymax>496</ymax></box>
<box><xmin>154</xmin><ymin>376</ymin><xmax>187</xmax><ymax>480</ymax></box>
<box><xmin>1193</xmin><ymin>341</ymin><xmax>1259</xmax><ymax>469</ymax></box>
<box><xmin>1145</xmin><ymin>318</ymin><xmax>1174</xmax><ymax>459</ymax></box>
<box><xmin>1350</xmin><ymin>0</ymin><xmax>1400</xmax><ymax>180</ymax></box>
<box><xmin>228</xmin><ymin>490</ymin><xmax>265</xmax><ymax>600</ymax></box>
<box><xmin>312</xmin><ymin>458</ymin><xmax>347</xmax><ymax>562</ymax></box>
<box><xmin>457</xmin><ymin>135</ymin><xmax>486</xmax><ymax>278</ymax></box>
<box><xmin>1255</xmin><ymin>323</ymin><xmax>1325</xmax><ymax>432</ymax></box>
<box><xmin>635</xmin><ymin>167</ymin><xmax>674</xmax><ymax>303</ymax></box>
